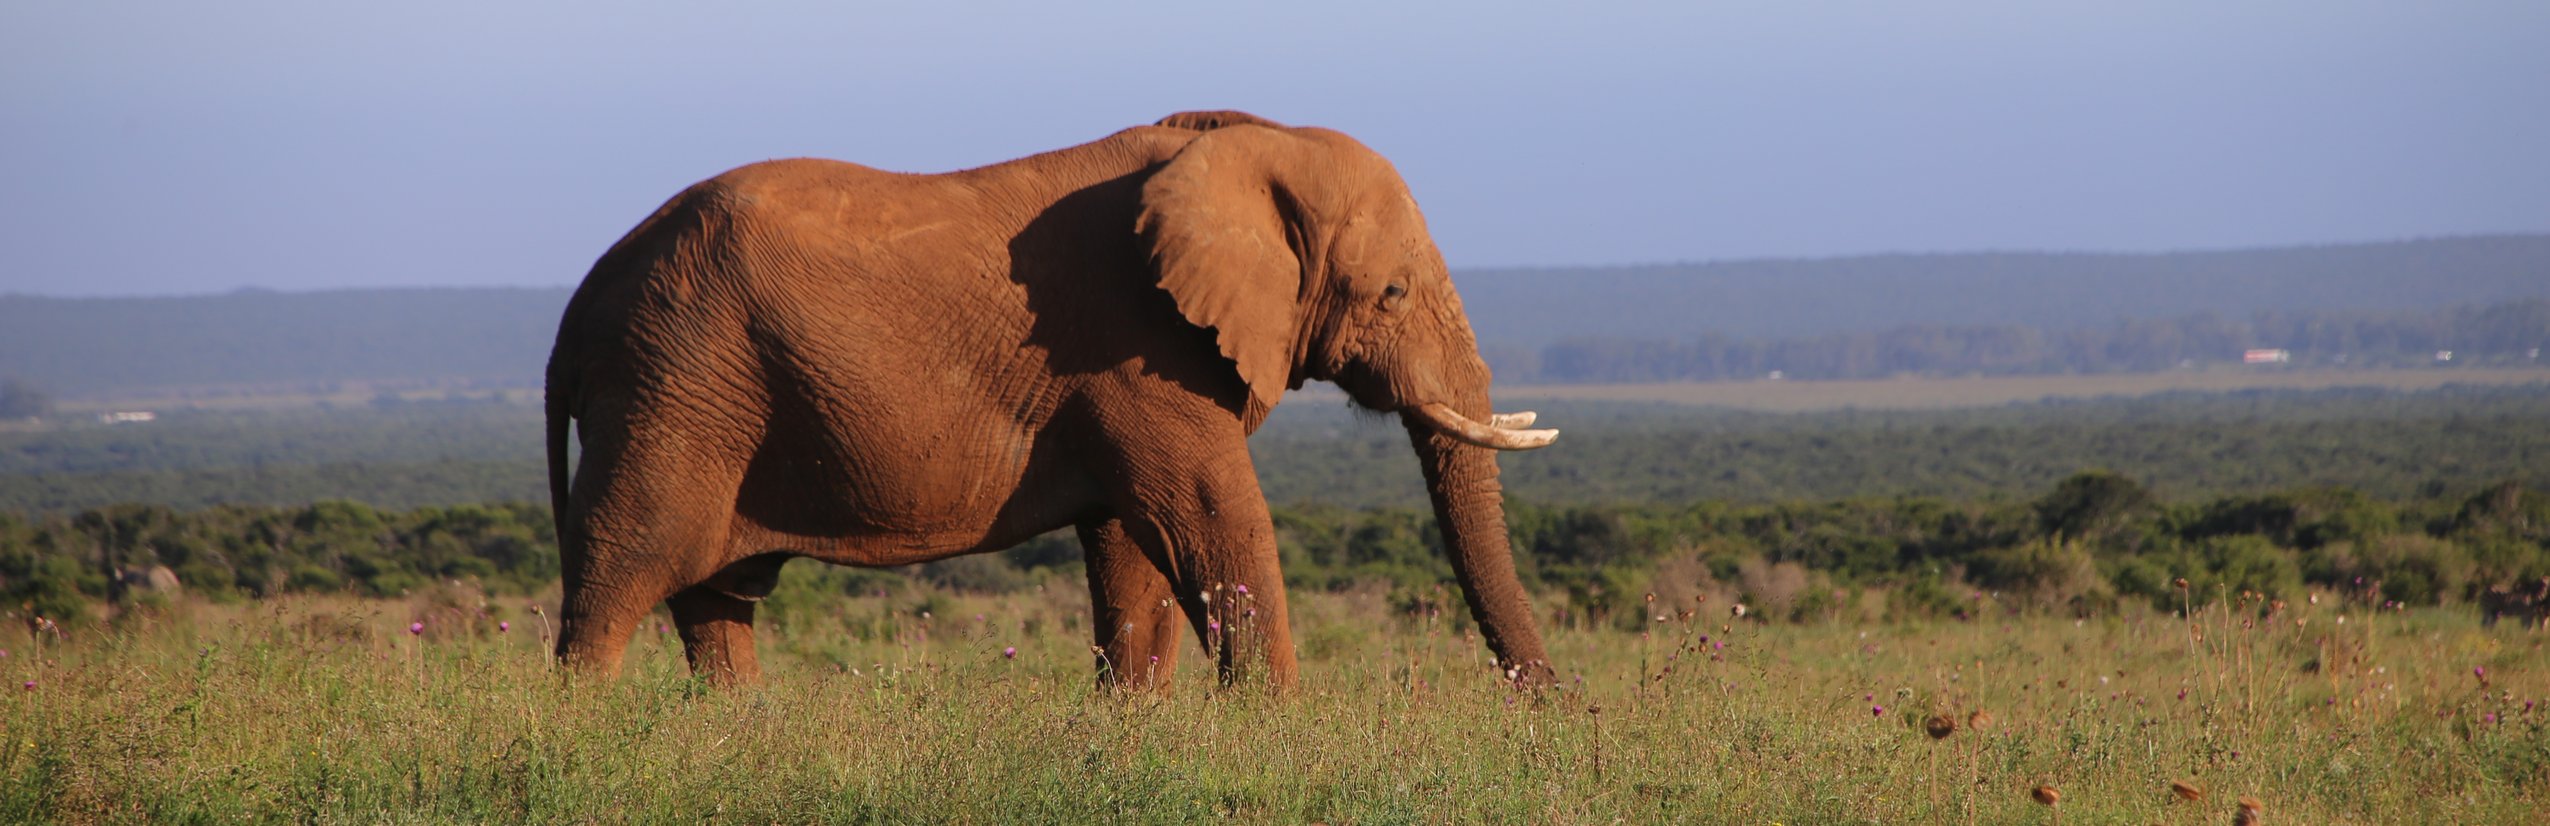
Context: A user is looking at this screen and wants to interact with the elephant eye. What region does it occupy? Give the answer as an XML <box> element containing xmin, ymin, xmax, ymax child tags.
<box><xmin>1382</xmin><ymin>283</ymin><xmax>1407</xmax><ymax>301</ymax></box>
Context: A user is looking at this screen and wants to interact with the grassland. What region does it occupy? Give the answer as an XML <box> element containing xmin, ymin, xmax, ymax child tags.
<box><xmin>1491</xmin><ymin>367</ymin><xmax>2549</xmax><ymax>411</ymax></box>
<box><xmin>6</xmin><ymin>586</ymin><xmax>2543</xmax><ymax>824</ymax></box>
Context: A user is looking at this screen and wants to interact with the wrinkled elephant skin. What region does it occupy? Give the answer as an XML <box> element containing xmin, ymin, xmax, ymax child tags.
<box><xmin>547</xmin><ymin>111</ymin><xmax>1557</xmax><ymax>688</ymax></box>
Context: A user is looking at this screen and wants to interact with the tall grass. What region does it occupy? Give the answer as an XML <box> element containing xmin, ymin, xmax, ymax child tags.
<box><xmin>4</xmin><ymin>583</ymin><xmax>2543</xmax><ymax>823</ymax></box>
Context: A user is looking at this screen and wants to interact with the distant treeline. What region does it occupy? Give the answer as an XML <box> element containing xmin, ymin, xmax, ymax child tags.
<box><xmin>7</xmin><ymin>476</ymin><xmax>2544</xmax><ymax>632</ymax></box>
<box><xmin>1498</xmin><ymin>299</ymin><xmax>2550</xmax><ymax>383</ymax></box>
<box><xmin>5</xmin><ymin>386</ymin><xmax>2549</xmax><ymax>513</ymax></box>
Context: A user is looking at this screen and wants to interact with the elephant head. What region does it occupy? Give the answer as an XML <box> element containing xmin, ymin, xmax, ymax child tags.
<box><xmin>1136</xmin><ymin>118</ymin><xmax>1561</xmax><ymax>682</ymax></box>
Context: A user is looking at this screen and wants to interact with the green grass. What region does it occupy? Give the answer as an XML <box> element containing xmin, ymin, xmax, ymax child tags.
<box><xmin>5</xmin><ymin>586</ymin><xmax>2545</xmax><ymax>823</ymax></box>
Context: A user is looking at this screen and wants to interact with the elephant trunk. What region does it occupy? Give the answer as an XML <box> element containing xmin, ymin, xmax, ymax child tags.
<box><xmin>1407</xmin><ymin>416</ymin><xmax>1556</xmax><ymax>686</ymax></box>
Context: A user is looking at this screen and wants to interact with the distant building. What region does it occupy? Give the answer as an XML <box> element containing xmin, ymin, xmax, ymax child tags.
<box><xmin>99</xmin><ymin>411</ymin><xmax>156</xmax><ymax>424</ymax></box>
<box><xmin>2242</xmin><ymin>349</ymin><xmax>2290</xmax><ymax>364</ymax></box>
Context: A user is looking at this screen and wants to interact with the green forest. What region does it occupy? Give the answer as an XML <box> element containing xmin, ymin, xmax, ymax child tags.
<box><xmin>5</xmin><ymin>385</ymin><xmax>2547</xmax><ymax>632</ymax></box>
<box><xmin>6</xmin><ymin>385</ymin><xmax>2544</xmax><ymax>513</ymax></box>
<box><xmin>6</xmin><ymin>472</ymin><xmax>2545</xmax><ymax>637</ymax></box>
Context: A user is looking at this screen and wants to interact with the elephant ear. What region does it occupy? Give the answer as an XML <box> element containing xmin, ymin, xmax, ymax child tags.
<box><xmin>1136</xmin><ymin>125</ymin><xmax>1316</xmax><ymax>424</ymax></box>
<box><xmin>1154</xmin><ymin>110</ymin><xmax>1286</xmax><ymax>132</ymax></box>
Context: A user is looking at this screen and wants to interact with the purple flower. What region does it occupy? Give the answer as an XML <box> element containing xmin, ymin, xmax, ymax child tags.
<box><xmin>2483</xmin><ymin>712</ymin><xmax>2498</xmax><ymax>724</ymax></box>
<box><xmin>2178</xmin><ymin>688</ymin><xmax>2188</xmax><ymax>701</ymax></box>
<box><xmin>20</xmin><ymin>681</ymin><xmax>32</xmax><ymax>691</ymax></box>
<box><xmin>1235</xmin><ymin>584</ymin><xmax>1249</xmax><ymax>595</ymax></box>
<box><xmin>498</xmin><ymin>621</ymin><xmax>510</xmax><ymax>633</ymax></box>
<box><xmin>1207</xmin><ymin>620</ymin><xmax>1222</xmax><ymax>633</ymax></box>
<box><xmin>1871</xmin><ymin>705</ymin><xmax>1886</xmax><ymax>717</ymax></box>
<box><xmin>408</xmin><ymin>622</ymin><xmax>424</xmax><ymax>636</ymax></box>
<box><xmin>1865</xmin><ymin>693</ymin><xmax>1874</xmax><ymax>702</ymax></box>
<box><xmin>1003</xmin><ymin>646</ymin><xmax>1017</xmax><ymax>659</ymax></box>
<box><xmin>2474</xmin><ymin>666</ymin><xmax>2487</xmax><ymax>679</ymax></box>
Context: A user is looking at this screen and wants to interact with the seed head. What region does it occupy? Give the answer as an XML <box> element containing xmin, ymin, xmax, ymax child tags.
<box><xmin>2173</xmin><ymin>577</ymin><xmax>2190</xmax><ymax>590</ymax></box>
<box><xmin>1924</xmin><ymin>714</ymin><xmax>1957</xmax><ymax>739</ymax></box>
<box><xmin>2030</xmin><ymin>785</ymin><xmax>2060</xmax><ymax>807</ymax></box>
<box><xmin>2170</xmin><ymin>778</ymin><xmax>2203</xmax><ymax>801</ymax></box>
<box><xmin>2233</xmin><ymin>796</ymin><xmax>2264</xmax><ymax>825</ymax></box>
<box><xmin>1966</xmin><ymin>709</ymin><xmax>1993</xmax><ymax>731</ymax></box>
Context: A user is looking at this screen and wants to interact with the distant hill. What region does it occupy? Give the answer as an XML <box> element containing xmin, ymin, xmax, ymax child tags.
<box><xmin>3</xmin><ymin>235</ymin><xmax>2544</xmax><ymax>400</ymax></box>
<box><xmin>1456</xmin><ymin>235</ymin><xmax>2550</xmax><ymax>345</ymax></box>
<box><xmin>0</xmin><ymin>288</ymin><xmax>569</xmax><ymax>398</ymax></box>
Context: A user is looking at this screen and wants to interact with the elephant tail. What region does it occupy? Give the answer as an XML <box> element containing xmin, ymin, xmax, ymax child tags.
<box><xmin>544</xmin><ymin>357</ymin><xmax>575</xmax><ymax>542</ymax></box>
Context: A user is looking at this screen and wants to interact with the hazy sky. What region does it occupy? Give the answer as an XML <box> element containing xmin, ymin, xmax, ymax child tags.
<box><xmin>4</xmin><ymin>1</ymin><xmax>2545</xmax><ymax>296</ymax></box>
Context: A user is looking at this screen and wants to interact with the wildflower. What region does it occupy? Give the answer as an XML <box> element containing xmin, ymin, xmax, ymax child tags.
<box><xmin>2173</xmin><ymin>577</ymin><xmax>2189</xmax><ymax>590</ymax></box>
<box><xmin>2482</xmin><ymin>712</ymin><xmax>2497</xmax><ymax>724</ymax></box>
<box><xmin>1207</xmin><ymin>620</ymin><xmax>1222</xmax><ymax>634</ymax></box>
<box><xmin>409</xmin><ymin>622</ymin><xmax>424</xmax><ymax>636</ymax></box>
<box><xmin>2030</xmin><ymin>785</ymin><xmax>2059</xmax><ymax>807</ymax></box>
<box><xmin>2178</xmin><ymin>687</ymin><xmax>2188</xmax><ymax>701</ymax></box>
<box><xmin>1235</xmin><ymin>584</ymin><xmax>1249</xmax><ymax>595</ymax></box>
<box><xmin>498</xmin><ymin>621</ymin><xmax>510</xmax><ymax>633</ymax></box>
<box><xmin>19</xmin><ymin>681</ymin><xmax>31</xmax><ymax>691</ymax></box>
<box><xmin>2233</xmin><ymin>796</ymin><xmax>2264</xmax><ymax>825</ymax></box>
<box><xmin>1732</xmin><ymin>603</ymin><xmax>1749</xmax><ymax>618</ymax></box>
<box><xmin>1924</xmin><ymin>714</ymin><xmax>1957</xmax><ymax>739</ymax></box>
<box><xmin>2170</xmin><ymin>779</ymin><xmax>2203</xmax><ymax>801</ymax></box>
<box><xmin>1003</xmin><ymin>646</ymin><xmax>1017</xmax><ymax>659</ymax></box>
<box><xmin>1871</xmin><ymin>704</ymin><xmax>1886</xmax><ymax>717</ymax></box>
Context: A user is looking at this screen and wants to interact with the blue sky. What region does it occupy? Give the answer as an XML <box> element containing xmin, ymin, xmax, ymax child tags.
<box><xmin>4</xmin><ymin>1</ymin><xmax>2545</xmax><ymax>295</ymax></box>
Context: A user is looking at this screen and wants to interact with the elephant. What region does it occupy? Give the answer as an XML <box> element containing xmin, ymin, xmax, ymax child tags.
<box><xmin>545</xmin><ymin>110</ymin><xmax>1559</xmax><ymax>689</ymax></box>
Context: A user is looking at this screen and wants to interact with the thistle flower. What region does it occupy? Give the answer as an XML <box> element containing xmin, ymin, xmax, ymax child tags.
<box><xmin>1871</xmin><ymin>704</ymin><xmax>1886</xmax><ymax>717</ymax></box>
<box><xmin>19</xmin><ymin>681</ymin><xmax>31</xmax><ymax>691</ymax></box>
<box><xmin>408</xmin><ymin>622</ymin><xmax>424</xmax><ymax>636</ymax></box>
<box><xmin>2170</xmin><ymin>779</ymin><xmax>2203</xmax><ymax>801</ymax></box>
<box><xmin>1003</xmin><ymin>646</ymin><xmax>1017</xmax><ymax>659</ymax></box>
<box><xmin>498</xmin><ymin>621</ymin><xmax>510</xmax><ymax>633</ymax></box>
<box><xmin>1234</xmin><ymin>583</ymin><xmax>1249</xmax><ymax>595</ymax></box>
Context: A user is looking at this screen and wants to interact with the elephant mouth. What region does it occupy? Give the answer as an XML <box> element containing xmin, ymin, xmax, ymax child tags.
<box><xmin>1402</xmin><ymin>403</ymin><xmax>1559</xmax><ymax>451</ymax></box>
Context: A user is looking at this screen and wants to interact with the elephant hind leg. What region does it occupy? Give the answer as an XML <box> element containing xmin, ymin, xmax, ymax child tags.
<box><xmin>554</xmin><ymin>436</ymin><xmax>746</xmax><ymax>678</ymax></box>
<box><xmin>668</xmin><ymin>553</ymin><xmax>787</xmax><ymax>684</ymax></box>
<box><xmin>669</xmin><ymin>586</ymin><xmax>762</xmax><ymax>685</ymax></box>
<box><xmin>1082</xmin><ymin>516</ymin><xmax>1184</xmax><ymax>690</ymax></box>
<box><xmin>556</xmin><ymin>571</ymin><xmax>659</xmax><ymax>677</ymax></box>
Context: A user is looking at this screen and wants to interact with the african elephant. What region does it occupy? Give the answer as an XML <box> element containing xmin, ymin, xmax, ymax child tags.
<box><xmin>545</xmin><ymin>110</ymin><xmax>1558</xmax><ymax>688</ymax></box>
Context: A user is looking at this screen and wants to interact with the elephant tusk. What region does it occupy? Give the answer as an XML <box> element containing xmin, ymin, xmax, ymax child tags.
<box><xmin>1488</xmin><ymin>411</ymin><xmax>1536</xmax><ymax>429</ymax></box>
<box><xmin>1407</xmin><ymin>403</ymin><xmax>1559</xmax><ymax>451</ymax></box>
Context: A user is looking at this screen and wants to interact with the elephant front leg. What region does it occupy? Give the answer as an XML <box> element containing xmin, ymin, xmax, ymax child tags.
<box><xmin>1081</xmin><ymin>516</ymin><xmax>1184</xmax><ymax>690</ymax></box>
<box><xmin>1110</xmin><ymin>443</ymin><xmax>1299</xmax><ymax>691</ymax></box>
